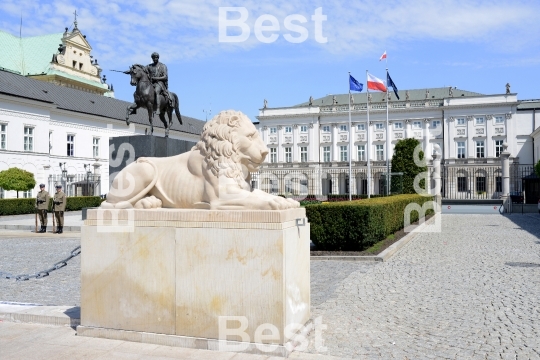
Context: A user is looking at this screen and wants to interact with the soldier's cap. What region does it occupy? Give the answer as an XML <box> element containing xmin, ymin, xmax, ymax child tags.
<box><xmin>55</xmin><ymin>185</ymin><xmax>62</xmax><ymax>188</ymax></box>
<box><xmin>39</xmin><ymin>184</ymin><xmax>45</xmax><ymax>187</ymax></box>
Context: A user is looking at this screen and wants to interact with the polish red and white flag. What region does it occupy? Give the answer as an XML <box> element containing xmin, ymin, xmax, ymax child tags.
<box><xmin>379</xmin><ymin>51</ymin><xmax>387</xmax><ymax>61</ymax></box>
<box><xmin>367</xmin><ymin>73</ymin><xmax>387</xmax><ymax>92</ymax></box>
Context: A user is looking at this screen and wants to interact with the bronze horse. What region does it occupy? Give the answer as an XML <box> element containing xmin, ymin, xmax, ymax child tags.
<box><xmin>125</xmin><ymin>64</ymin><xmax>182</xmax><ymax>137</ymax></box>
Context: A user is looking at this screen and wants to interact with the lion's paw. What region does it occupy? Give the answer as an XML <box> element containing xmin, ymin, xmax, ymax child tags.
<box><xmin>100</xmin><ymin>200</ymin><xmax>134</xmax><ymax>209</ymax></box>
<box><xmin>134</xmin><ymin>195</ymin><xmax>162</xmax><ymax>209</ymax></box>
<box><xmin>271</xmin><ymin>196</ymin><xmax>300</xmax><ymax>209</ymax></box>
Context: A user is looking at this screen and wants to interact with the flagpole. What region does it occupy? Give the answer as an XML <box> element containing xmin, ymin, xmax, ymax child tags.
<box><xmin>386</xmin><ymin>67</ymin><xmax>390</xmax><ymax>196</ymax></box>
<box><xmin>366</xmin><ymin>70</ymin><xmax>371</xmax><ymax>199</ymax></box>
<box><xmin>348</xmin><ymin>72</ymin><xmax>352</xmax><ymax>201</ymax></box>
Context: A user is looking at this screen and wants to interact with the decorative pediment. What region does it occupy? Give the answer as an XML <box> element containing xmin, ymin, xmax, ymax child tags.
<box><xmin>65</xmin><ymin>32</ymin><xmax>92</xmax><ymax>51</ymax></box>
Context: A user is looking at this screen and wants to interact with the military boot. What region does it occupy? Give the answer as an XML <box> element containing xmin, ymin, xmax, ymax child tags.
<box><xmin>58</xmin><ymin>226</ymin><xmax>63</xmax><ymax>234</ymax></box>
<box><xmin>39</xmin><ymin>226</ymin><xmax>46</xmax><ymax>233</ymax></box>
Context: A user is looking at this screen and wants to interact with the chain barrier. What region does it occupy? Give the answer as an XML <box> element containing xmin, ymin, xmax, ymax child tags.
<box><xmin>0</xmin><ymin>246</ymin><xmax>81</xmax><ymax>281</ymax></box>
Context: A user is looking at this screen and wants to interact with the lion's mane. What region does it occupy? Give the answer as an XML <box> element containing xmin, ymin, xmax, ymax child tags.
<box><xmin>194</xmin><ymin>110</ymin><xmax>248</xmax><ymax>188</ymax></box>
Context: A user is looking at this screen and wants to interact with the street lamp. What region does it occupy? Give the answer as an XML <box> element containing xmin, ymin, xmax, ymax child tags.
<box><xmin>59</xmin><ymin>162</ymin><xmax>67</xmax><ymax>195</ymax></box>
<box><xmin>59</xmin><ymin>162</ymin><xmax>67</xmax><ymax>179</ymax></box>
<box><xmin>84</xmin><ymin>164</ymin><xmax>92</xmax><ymax>196</ymax></box>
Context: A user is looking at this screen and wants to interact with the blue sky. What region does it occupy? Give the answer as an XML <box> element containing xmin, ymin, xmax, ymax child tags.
<box><xmin>1</xmin><ymin>0</ymin><xmax>539</xmax><ymax>122</ymax></box>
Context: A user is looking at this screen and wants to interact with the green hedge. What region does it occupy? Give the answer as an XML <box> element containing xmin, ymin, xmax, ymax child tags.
<box><xmin>0</xmin><ymin>196</ymin><xmax>104</xmax><ymax>216</ymax></box>
<box><xmin>306</xmin><ymin>194</ymin><xmax>435</xmax><ymax>251</ymax></box>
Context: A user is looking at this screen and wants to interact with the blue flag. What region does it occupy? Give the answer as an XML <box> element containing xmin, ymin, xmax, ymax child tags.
<box><xmin>349</xmin><ymin>75</ymin><xmax>363</xmax><ymax>92</ymax></box>
<box><xmin>387</xmin><ymin>72</ymin><xmax>400</xmax><ymax>100</ymax></box>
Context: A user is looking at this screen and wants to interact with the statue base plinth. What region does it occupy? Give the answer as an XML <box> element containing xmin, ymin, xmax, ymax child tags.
<box><xmin>78</xmin><ymin>208</ymin><xmax>310</xmax><ymax>357</ymax></box>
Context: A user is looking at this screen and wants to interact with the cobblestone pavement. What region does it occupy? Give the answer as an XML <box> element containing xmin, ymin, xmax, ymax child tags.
<box><xmin>2</xmin><ymin>214</ymin><xmax>540</xmax><ymax>359</ymax></box>
<box><xmin>300</xmin><ymin>214</ymin><xmax>540</xmax><ymax>359</ymax></box>
<box><xmin>0</xmin><ymin>233</ymin><xmax>80</xmax><ymax>306</ymax></box>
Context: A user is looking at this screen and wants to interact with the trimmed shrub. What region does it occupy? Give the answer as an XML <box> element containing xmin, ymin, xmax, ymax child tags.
<box><xmin>306</xmin><ymin>194</ymin><xmax>434</xmax><ymax>251</ymax></box>
<box><xmin>0</xmin><ymin>196</ymin><xmax>103</xmax><ymax>216</ymax></box>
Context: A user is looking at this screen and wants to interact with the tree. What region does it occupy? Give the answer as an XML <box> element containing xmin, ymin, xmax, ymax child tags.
<box><xmin>391</xmin><ymin>138</ymin><xmax>428</xmax><ymax>194</ymax></box>
<box><xmin>535</xmin><ymin>159</ymin><xmax>540</xmax><ymax>178</ymax></box>
<box><xmin>0</xmin><ymin>167</ymin><xmax>36</xmax><ymax>198</ymax></box>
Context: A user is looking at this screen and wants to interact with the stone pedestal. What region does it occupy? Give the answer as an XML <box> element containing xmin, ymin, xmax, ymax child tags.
<box><xmin>77</xmin><ymin>208</ymin><xmax>310</xmax><ymax>357</ymax></box>
<box><xmin>108</xmin><ymin>135</ymin><xmax>196</xmax><ymax>186</ymax></box>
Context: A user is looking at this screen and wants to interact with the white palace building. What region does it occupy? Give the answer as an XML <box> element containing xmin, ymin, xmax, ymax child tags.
<box><xmin>0</xmin><ymin>24</ymin><xmax>204</xmax><ymax>199</ymax></box>
<box><xmin>255</xmin><ymin>87</ymin><xmax>540</xmax><ymax>199</ymax></box>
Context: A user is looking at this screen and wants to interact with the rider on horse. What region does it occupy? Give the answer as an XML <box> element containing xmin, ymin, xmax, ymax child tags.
<box><xmin>147</xmin><ymin>52</ymin><xmax>171</xmax><ymax>115</ymax></box>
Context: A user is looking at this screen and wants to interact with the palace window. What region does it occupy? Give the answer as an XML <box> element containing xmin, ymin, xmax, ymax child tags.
<box><xmin>495</xmin><ymin>140</ymin><xmax>504</xmax><ymax>157</ymax></box>
<box><xmin>93</xmin><ymin>138</ymin><xmax>100</xmax><ymax>158</ymax></box>
<box><xmin>284</xmin><ymin>126</ymin><xmax>292</xmax><ymax>133</ymax></box>
<box><xmin>340</xmin><ymin>145</ymin><xmax>348</xmax><ymax>162</ymax></box>
<box><xmin>300</xmin><ymin>146</ymin><xmax>308</xmax><ymax>162</ymax></box>
<box><xmin>376</xmin><ymin>144</ymin><xmax>384</xmax><ymax>160</ymax></box>
<box><xmin>375</xmin><ymin>123</ymin><xmax>384</xmax><ymax>130</ymax></box>
<box><xmin>432</xmin><ymin>120</ymin><xmax>441</xmax><ymax>128</ymax></box>
<box><xmin>322</xmin><ymin>125</ymin><xmax>330</xmax><ymax>133</ymax></box>
<box><xmin>457</xmin><ymin>118</ymin><xmax>465</xmax><ymax>125</ymax></box>
<box><xmin>495</xmin><ymin>116</ymin><xmax>504</xmax><ymax>124</ymax></box>
<box><xmin>67</xmin><ymin>134</ymin><xmax>75</xmax><ymax>156</ymax></box>
<box><xmin>285</xmin><ymin>147</ymin><xmax>292</xmax><ymax>162</ymax></box>
<box><xmin>22</xmin><ymin>189</ymin><xmax>33</xmax><ymax>198</ymax></box>
<box><xmin>270</xmin><ymin>148</ymin><xmax>277</xmax><ymax>163</ymax></box>
<box><xmin>475</xmin><ymin>117</ymin><xmax>485</xmax><ymax>125</ymax></box>
<box><xmin>413</xmin><ymin>121</ymin><xmax>422</xmax><ymax>129</ymax></box>
<box><xmin>476</xmin><ymin>176</ymin><xmax>486</xmax><ymax>192</ymax></box>
<box><xmin>457</xmin><ymin>177</ymin><xmax>468</xmax><ymax>192</ymax></box>
<box><xmin>393</xmin><ymin>122</ymin><xmax>403</xmax><ymax>130</ymax></box>
<box><xmin>300</xmin><ymin>125</ymin><xmax>308</xmax><ymax>133</ymax></box>
<box><xmin>357</xmin><ymin>124</ymin><xmax>365</xmax><ymax>131</ymax></box>
<box><xmin>24</xmin><ymin>127</ymin><xmax>34</xmax><ymax>151</ymax></box>
<box><xmin>496</xmin><ymin>176</ymin><xmax>502</xmax><ymax>192</ymax></box>
<box><xmin>476</xmin><ymin>140</ymin><xmax>485</xmax><ymax>158</ymax></box>
<box><xmin>339</xmin><ymin>124</ymin><xmax>347</xmax><ymax>132</ymax></box>
<box><xmin>270</xmin><ymin>127</ymin><xmax>277</xmax><ymax>134</ymax></box>
<box><xmin>0</xmin><ymin>124</ymin><xmax>6</xmax><ymax>150</ymax></box>
<box><xmin>357</xmin><ymin>145</ymin><xmax>365</xmax><ymax>161</ymax></box>
<box><xmin>457</xmin><ymin>142</ymin><xmax>466</xmax><ymax>159</ymax></box>
<box><xmin>323</xmin><ymin>146</ymin><xmax>331</xmax><ymax>162</ymax></box>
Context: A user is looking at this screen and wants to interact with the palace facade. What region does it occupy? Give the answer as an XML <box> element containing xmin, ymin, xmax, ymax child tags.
<box><xmin>255</xmin><ymin>88</ymin><xmax>539</xmax><ymax>199</ymax></box>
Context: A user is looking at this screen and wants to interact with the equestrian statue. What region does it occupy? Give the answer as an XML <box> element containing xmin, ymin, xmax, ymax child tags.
<box><xmin>120</xmin><ymin>52</ymin><xmax>182</xmax><ymax>137</ymax></box>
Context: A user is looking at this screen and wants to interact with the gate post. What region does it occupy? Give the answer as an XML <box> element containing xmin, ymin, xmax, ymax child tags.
<box><xmin>432</xmin><ymin>151</ymin><xmax>442</xmax><ymax>204</ymax></box>
<box><xmin>500</xmin><ymin>143</ymin><xmax>511</xmax><ymax>213</ymax></box>
<box><xmin>93</xmin><ymin>163</ymin><xmax>102</xmax><ymax>196</ymax></box>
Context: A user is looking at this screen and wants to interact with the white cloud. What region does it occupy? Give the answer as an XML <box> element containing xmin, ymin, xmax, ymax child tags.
<box><xmin>0</xmin><ymin>0</ymin><xmax>538</xmax><ymax>65</ymax></box>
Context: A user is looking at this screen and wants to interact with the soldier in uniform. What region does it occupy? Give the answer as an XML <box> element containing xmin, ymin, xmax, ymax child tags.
<box><xmin>35</xmin><ymin>184</ymin><xmax>50</xmax><ymax>233</ymax></box>
<box><xmin>146</xmin><ymin>52</ymin><xmax>170</xmax><ymax>115</ymax></box>
<box><xmin>53</xmin><ymin>184</ymin><xmax>66</xmax><ymax>234</ymax></box>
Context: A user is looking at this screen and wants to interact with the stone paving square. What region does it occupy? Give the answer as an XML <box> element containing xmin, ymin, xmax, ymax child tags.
<box><xmin>1</xmin><ymin>213</ymin><xmax>540</xmax><ymax>359</ymax></box>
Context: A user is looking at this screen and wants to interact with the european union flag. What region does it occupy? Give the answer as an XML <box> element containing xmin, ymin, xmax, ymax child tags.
<box><xmin>349</xmin><ymin>75</ymin><xmax>363</xmax><ymax>92</ymax></box>
<box><xmin>387</xmin><ymin>72</ymin><xmax>400</xmax><ymax>100</ymax></box>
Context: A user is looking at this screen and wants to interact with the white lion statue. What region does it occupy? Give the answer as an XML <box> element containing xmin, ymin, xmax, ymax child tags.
<box><xmin>102</xmin><ymin>110</ymin><xmax>299</xmax><ymax>210</ymax></box>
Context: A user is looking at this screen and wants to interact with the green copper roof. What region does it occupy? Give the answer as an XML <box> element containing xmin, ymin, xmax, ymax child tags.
<box><xmin>0</xmin><ymin>30</ymin><xmax>63</xmax><ymax>76</ymax></box>
<box><xmin>39</xmin><ymin>68</ymin><xmax>109</xmax><ymax>90</ymax></box>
